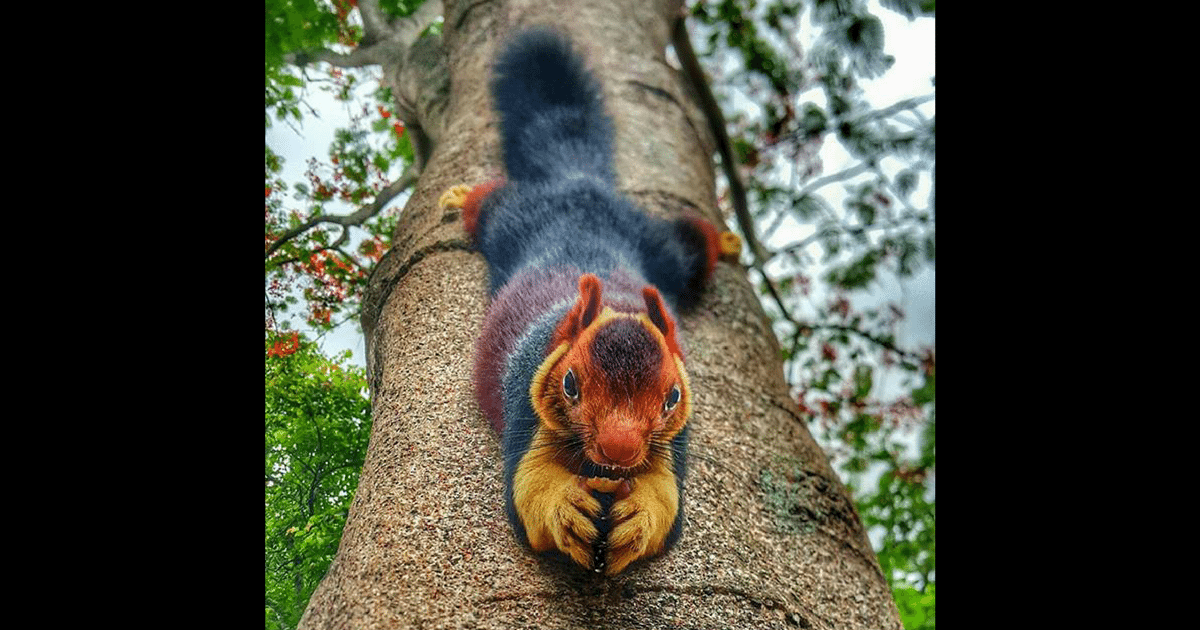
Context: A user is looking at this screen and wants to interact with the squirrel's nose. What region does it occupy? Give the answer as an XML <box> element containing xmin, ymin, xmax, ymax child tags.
<box><xmin>596</xmin><ymin>431</ymin><xmax>642</xmax><ymax>467</ymax></box>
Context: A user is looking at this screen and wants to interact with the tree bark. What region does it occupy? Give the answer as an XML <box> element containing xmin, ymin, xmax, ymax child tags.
<box><xmin>301</xmin><ymin>0</ymin><xmax>901</xmax><ymax>628</ymax></box>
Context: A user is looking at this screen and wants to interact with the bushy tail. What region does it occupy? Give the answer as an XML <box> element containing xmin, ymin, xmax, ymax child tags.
<box><xmin>491</xmin><ymin>29</ymin><xmax>615</xmax><ymax>184</ymax></box>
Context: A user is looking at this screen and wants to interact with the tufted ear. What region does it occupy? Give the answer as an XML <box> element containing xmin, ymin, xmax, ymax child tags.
<box><xmin>553</xmin><ymin>274</ymin><xmax>604</xmax><ymax>345</ymax></box>
<box><xmin>642</xmin><ymin>286</ymin><xmax>681</xmax><ymax>357</ymax></box>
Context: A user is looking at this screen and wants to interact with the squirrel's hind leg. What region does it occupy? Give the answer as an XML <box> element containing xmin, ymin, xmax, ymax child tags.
<box><xmin>666</xmin><ymin>216</ymin><xmax>741</xmax><ymax>309</ymax></box>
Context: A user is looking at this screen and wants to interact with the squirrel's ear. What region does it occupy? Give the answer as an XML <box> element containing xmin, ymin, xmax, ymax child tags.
<box><xmin>576</xmin><ymin>274</ymin><xmax>603</xmax><ymax>330</ymax></box>
<box><xmin>642</xmin><ymin>286</ymin><xmax>681</xmax><ymax>356</ymax></box>
<box><xmin>554</xmin><ymin>274</ymin><xmax>604</xmax><ymax>344</ymax></box>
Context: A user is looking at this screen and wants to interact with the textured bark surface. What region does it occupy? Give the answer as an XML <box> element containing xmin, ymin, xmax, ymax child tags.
<box><xmin>301</xmin><ymin>0</ymin><xmax>902</xmax><ymax>628</ymax></box>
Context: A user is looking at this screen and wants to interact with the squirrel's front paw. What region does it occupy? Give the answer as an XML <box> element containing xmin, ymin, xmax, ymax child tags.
<box><xmin>718</xmin><ymin>231</ymin><xmax>742</xmax><ymax>258</ymax></box>
<box><xmin>603</xmin><ymin>477</ymin><xmax>677</xmax><ymax>575</ymax></box>
<box><xmin>438</xmin><ymin>184</ymin><xmax>472</xmax><ymax>210</ymax></box>
<box><xmin>519</xmin><ymin>476</ymin><xmax>603</xmax><ymax>570</ymax></box>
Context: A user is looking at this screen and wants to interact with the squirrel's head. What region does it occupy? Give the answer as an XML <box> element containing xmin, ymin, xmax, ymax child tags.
<box><xmin>531</xmin><ymin>274</ymin><xmax>691</xmax><ymax>477</ymax></box>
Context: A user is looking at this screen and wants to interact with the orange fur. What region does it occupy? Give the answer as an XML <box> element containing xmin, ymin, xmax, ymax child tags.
<box><xmin>462</xmin><ymin>178</ymin><xmax>505</xmax><ymax>238</ymax></box>
<box><xmin>551</xmin><ymin>274</ymin><xmax>604</xmax><ymax>348</ymax></box>
<box><xmin>533</xmin><ymin>275</ymin><xmax>690</xmax><ymax>472</ymax></box>
<box><xmin>642</xmin><ymin>286</ymin><xmax>681</xmax><ymax>358</ymax></box>
<box><xmin>688</xmin><ymin>216</ymin><xmax>721</xmax><ymax>280</ymax></box>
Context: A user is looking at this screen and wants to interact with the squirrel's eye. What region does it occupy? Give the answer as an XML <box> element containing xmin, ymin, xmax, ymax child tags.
<box><xmin>563</xmin><ymin>369</ymin><xmax>579</xmax><ymax>400</ymax></box>
<box><xmin>664</xmin><ymin>385</ymin><xmax>680</xmax><ymax>412</ymax></box>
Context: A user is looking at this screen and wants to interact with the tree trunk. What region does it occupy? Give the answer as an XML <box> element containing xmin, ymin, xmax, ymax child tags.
<box><xmin>300</xmin><ymin>0</ymin><xmax>901</xmax><ymax>628</ymax></box>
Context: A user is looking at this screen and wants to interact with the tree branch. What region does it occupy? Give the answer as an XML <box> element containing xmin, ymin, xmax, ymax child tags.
<box><xmin>284</xmin><ymin>1</ymin><xmax>443</xmax><ymax>80</ymax></box>
<box><xmin>357</xmin><ymin>0</ymin><xmax>394</xmax><ymax>45</ymax></box>
<box><xmin>266</xmin><ymin>164</ymin><xmax>418</xmax><ymax>261</ymax></box>
<box><xmin>852</xmin><ymin>93</ymin><xmax>935</xmax><ymax>126</ymax></box>
<box><xmin>285</xmin><ymin>46</ymin><xmax>384</xmax><ymax>69</ymax></box>
<box><xmin>671</xmin><ymin>16</ymin><xmax>767</xmax><ymax>265</ymax></box>
<box><xmin>761</xmin><ymin>161</ymin><xmax>872</xmax><ymax>242</ymax></box>
<box><xmin>800</xmin><ymin>161</ymin><xmax>874</xmax><ymax>197</ymax></box>
<box><xmin>673</xmin><ymin>15</ymin><xmax>801</xmax><ymax>330</ymax></box>
<box><xmin>804</xmin><ymin>322</ymin><xmax>924</xmax><ymax>362</ymax></box>
<box><xmin>774</xmin><ymin>215</ymin><xmax>926</xmax><ymax>260</ymax></box>
<box><xmin>757</xmin><ymin>269</ymin><xmax>799</xmax><ymax>327</ymax></box>
<box><xmin>390</xmin><ymin>0</ymin><xmax>443</xmax><ymax>43</ymax></box>
<box><xmin>775</xmin><ymin>93</ymin><xmax>935</xmax><ymax>147</ymax></box>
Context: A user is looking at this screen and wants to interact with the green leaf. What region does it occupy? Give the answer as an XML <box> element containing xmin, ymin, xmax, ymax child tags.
<box><xmin>265</xmin><ymin>335</ymin><xmax>371</xmax><ymax>630</ymax></box>
<box><xmin>896</xmin><ymin>169</ymin><xmax>917</xmax><ymax>198</ymax></box>
<box><xmin>854</xmin><ymin>365</ymin><xmax>873</xmax><ymax>399</ymax></box>
<box><xmin>911</xmin><ymin>372</ymin><xmax>935</xmax><ymax>405</ymax></box>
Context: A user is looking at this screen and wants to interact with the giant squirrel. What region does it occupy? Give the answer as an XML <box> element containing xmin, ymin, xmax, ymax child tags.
<box><xmin>439</xmin><ymin>29</ymin><xmax>740</xmax><ymax>575</ymax></box>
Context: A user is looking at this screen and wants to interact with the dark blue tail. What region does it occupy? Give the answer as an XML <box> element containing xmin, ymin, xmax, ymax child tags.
<box><xmin>491</xmin><ymin>29</ymin><xmax>616</xmax><ymax>184</ymax></box>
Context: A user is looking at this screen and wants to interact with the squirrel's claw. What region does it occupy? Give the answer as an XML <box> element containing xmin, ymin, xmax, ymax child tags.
<box><xmin>438</xmin><ymin>184</ymin><xmax>472</xmax><ymax>210</ymax></box>
<box><xmin>601</xmin><ymin>475</ymin><xmax>675</xmax><ymax>575</ymax></box>
<box><xmin>718</xmin><ymin>231</ymin><xmax>742</xmax><ymax>257</ymax></box>
<box><xmin>544</xmin><ymin>478</ymin><xmax>602</xmax><ymax>569</ymax></box>
<box><xmin>514</xmin><ymin>468</ymin><xmax>602</xmax><ymax>570</ymax></box>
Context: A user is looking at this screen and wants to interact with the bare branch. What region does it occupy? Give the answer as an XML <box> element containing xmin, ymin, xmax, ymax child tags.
<box><xmin>852</xmin><ymin>93</ymin><xmax>935</xmax><ymax>126</ymax></box>
<box><xmin>671</xmin><ymin>16</ymin><xmax>768</xmax><ymax>266</ymax></box>
<box><xmin>266</xmin><ymin>164</ymin><xmax>419</xmax><ymax>261</ymax></box>
<box><xmin>774</xmin><ymin>93</ymin><xmax>935</xmax><ymax>147</ymax></box>
<box><xmin>283</xmin><ymin>0</ymin><xmax>442</xmax><ymax>73</ymax></box>
<box><xmin>314</xmin><ymin>307</ymin><xmax>365</xmax><ymax>346</ymax></box>
<box><xmin>804</xmin><ymin>322</ymin><xmax>924</xmax><ymax>362</ymax></box>
<box><xmin>357</xmin><ymin>0</ymin><xmax>394</xmax><ymax>44</ymax></box>
<box><xmin>359</xmin><ymin>0</ymin><xmax>442</xmax><ymax>47</ymax></box>
<box><xmin>755</xmin><ymin>268</ymin><xmax>800</xmax><ymax>327</ymax></box>
<box><xmin>774</xmin><ymin>214</ymin><xmax>929</xmax><ymax>261</ymax></box>
<box><xmin>800</xmin><ymin>161</ymin><xmax>874</xmax><ymax>197</ymax></box>
<box><xmin>761</xmin><ymin>161</ymin><xmax>872</xmax><ymax>243</ymax></box>
<box><xmin>391</xmin><ymin>0</ymin><xmax>443</xmax><ymax>43</ymax></box>
<box><xmin>285</xmin><ymin>46</ymin><xmax>384</xmax><ymax>69</ymax></box>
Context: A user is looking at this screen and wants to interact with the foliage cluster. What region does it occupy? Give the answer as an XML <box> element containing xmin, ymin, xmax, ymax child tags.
<box><xmin>265</xmin><ymin>85</ymin><xmax>409</xmax><ymax>332</ymax></box>
<box><xmin>265</xmin><ymin>335</ymin><xmax>371</xmax><ymax>630</ymax></box>
<box><xmin>265</xmin><ymin>0</ymin><xmax>416</xmax><ymax>335</ymax></box>
<box><xmin>690</xmin><ymin>1</ymin><xmax>934</xmax><ymax>626</ymax></box>
<box><xmin>264</xmin><ymin>1</ymin><xmax>934</xmax><ymax>628</ymax></box>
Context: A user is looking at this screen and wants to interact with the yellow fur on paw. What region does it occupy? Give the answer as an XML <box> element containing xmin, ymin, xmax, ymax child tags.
<box><xmin>606</xmin><ymin>501</ymin><xmax>657</xmax><ymax>575</ymax></box>
<box><xmin>513</xmin><ymin>440</ymin><xmax>603</xmax><ymax>569</ymax></box>
<box><xmin>603</xmin><ymin>468</ymin><xmax>678</xmax><ymax>575</ymax></box>
<box><xmin>585</xmin><ymin>477</ymin><xmax>624</xmax><ymax>493</ymax></box>
<box><xmin>537</xmin><ymin>480</ymin><xmax>602</xmax><ymax>569</ymax></box>
<box><xmin>718</xmin><ymin>231</ymin><xmax>742</xmax><ymax>256</ymax></box>
<box><xmin>437</xmin><ymin>184</ymin><xmax>472</xmax><ymax>210</ymax></box>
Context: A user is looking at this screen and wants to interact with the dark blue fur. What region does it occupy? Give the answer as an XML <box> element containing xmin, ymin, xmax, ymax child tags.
<box><xmin>477</xmin><ymin>29</ymin><xmax>712</xmax><ymax>310</ymax></box>
<box><xmin>491</xmin><ymin>29</ymin><xmax>615</xmax><ymax>185</ymax></box>
<box><xmin>500</xmin><ymin>313</ymin><xmax>563</xmax><ymax>548</ymax></box>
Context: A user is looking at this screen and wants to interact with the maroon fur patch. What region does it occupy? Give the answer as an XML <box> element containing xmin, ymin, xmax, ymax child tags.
<box><xmin>463</xmin><ymin>178</ymin><xmax>505</xmax><ymax>238</ymax></box>
<box><xmin>687</xmin><ymin>216</ymin><xmax>721</xmax><ymax>280</ymax></box>
<box><xmin>588</xmin><ymin>318</ymin><xmax>662</xmax><ymax>398</ymax></box>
